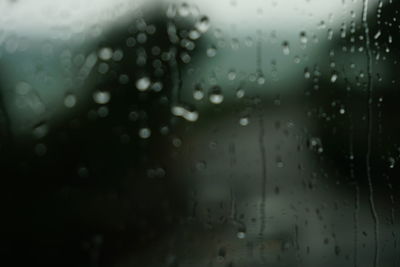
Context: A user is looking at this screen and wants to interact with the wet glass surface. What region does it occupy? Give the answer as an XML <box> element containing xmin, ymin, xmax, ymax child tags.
<box><xmin>0</xmin><ymin>0</ymin><xmax>399</xmax><ymax>266</ymax></box>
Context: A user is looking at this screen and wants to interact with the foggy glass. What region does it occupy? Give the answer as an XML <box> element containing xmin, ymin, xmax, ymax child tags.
<box><xmin>0</xmin><ymin>0</ymin><xmax>399</xmax><ymax>266</ymax></box>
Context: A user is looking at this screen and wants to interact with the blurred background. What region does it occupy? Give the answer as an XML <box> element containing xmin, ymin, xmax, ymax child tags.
<box><xmin>0</xmin><ymin>0</ymin><xmax>399</xmax><ymax>266</ymax></box>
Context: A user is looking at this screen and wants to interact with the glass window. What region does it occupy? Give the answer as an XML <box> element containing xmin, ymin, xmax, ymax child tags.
<box><xmin>0</xmin><ymin>1</ymin><xmax>398</xmax><ymax>266</ymax></box>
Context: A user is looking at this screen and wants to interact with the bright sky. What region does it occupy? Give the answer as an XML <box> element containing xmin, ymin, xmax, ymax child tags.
<box><xmin>0</xmin><ymin>0</ymin><xmax>380</xmax><ymax>38</ymax></box>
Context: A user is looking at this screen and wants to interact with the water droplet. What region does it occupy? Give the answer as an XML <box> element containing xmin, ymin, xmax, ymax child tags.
<box><xmin>257</xmin><ymin>74</ymin><xmax>265</xmax><ymax>85</ymax></box>
<box><xmin>98</xmin><ymin>47</ymin><xmax>113</xmax><ymax>61</ymax></box>
<box><xmin>78</xmin><ymin>166</ymin><xmax>89</xmax><ymax>178</ymax></box>
<box><xmin>195</xmin><ymin>15</ymin><xmax>210</xmax><ymax>33</ymax></box>
<box><xmin>308</xmin><ymin>137</ymin><xmax>323</xmax><ymax>153</ymax></box>
<box><xmin>239</xmin><ymin>117</ymin><xmax>249</xmax><ymax>126</ymax></box>
<box><xmin>137</xmin><ymin>33</ymin><xmax>147</xmax><ymax>44</ymax></box>
<box><xmin>64</xmin><ymin>94</ymin><xmax>77</xmax><ymax>108</ymax></box>
<box><xmin>112</xmin><ymin>49</ymin><xmax>124</xmax><ymax>61</ymax></box>
<box><xmin>304</xmin><ymin>68</ymin><xmax>310</xmax><ymax>79</ymax></box>
<box><xmin>206</xmin><ymin>46</ymin><xmax>217</xmax><ymax>57</ymax></box>
<box><xmin>237</xmin><ymin>231</ymin><xmax>246</xmax><ymax>239</ymax></box>
<box><xmin>183</xmin><ymin>110</ymin><xmax>199</xmax><ymax>122</ymax></box>
<box><xmin>193</xmin><ymin>84</ymin><xmax>204</xmax><ymax>100</ymax></box>
<box><xmin>216</xmin><ymin>256</ymin><xmax>225</xmax><ymax>263</ymax></box>
<box><xmin>178</xmin><ymin>2</ymin><xmax>190</xmax><ymax>17</ymax></box>
<box><xmin>93</xmin><ymin>91</ymin><xmax>110</xmax><ymax>104</ymax></box>
<box><xmin>15</xmin><ymin>82</ymin><xmax>31</xmax><ymax>95</ymax></box>
<box><xmin>195</xmin><ymin>160</ymin><xmax>207</xmax><ymax>171</ymax></box>
<box><xmin>171</xmin><ymin>105</ymin><xmax>199</xmax><ymax>122</ymax></box>
<box><xmin>136</xmin><ymin>77</ymin><xmax>151</xmax><ymax>91</ymax></box>
<box><xmin>151</xmin><ymin>81</ymin><xmax>163</xmax><ymax>92</ymax></box>
<box><xmin>98</xmin><ymin>62</ymin><xmax>109</xmax><ymax>74</ymax></box>
<box><xmin>126</xmin><ymin>37</ymin><xmax>136</xmax><ymax>47</ymax></box>
<box><xmin>228</xmin><ymin>69</ymin><xmax>237</xmax><ymax>80</ymax></box>
<box><xmin>180</xmin><ymin>52</ymin><xmax>191</xmax><ymax>63</ymax></box>
<box><xmin>166</xmin><ymin>4</ymin><xmax>177</xmax><ymax>18</ymax></box>
<box><xmin>119</xmin><ymin>74</ymin><xmax>130</xmax><ymax>84</ymax></box>
<box><xmin>374</xmin><ymin>30</ymin><xmax>381</xmax><ymax>40</ymax></box>
<box><xmin>300</xmin><ymin>31</ymin><xmax>308</xmax><ymax>44</ymax></box>
<box><xmin>209</xmin><ymin>86</ymin><xmax>224</xmax><ymax>104</ymax></box>
<box><xmin>282</xmin><ymin>41</ymin><xmax>290</xmax><ymax>55</ymax></box>
<box><xmin>389</xmin><ymin>157</ymin><xmax>395</xmax><ymax>168</ymax></box>
<box><xmin>160</xmin><ymin>126</ymin><xmax>170</xmax><ymax>135</ymax></box>
<box><xmin>171</xmin><ymin>105</ymin><xmax>185</xmax><ymax>116</ymax></box>
<box><xmin>172</xmin><ymin>137</ymin><xmax>182</xmax><ymax>147</ymax></box>
<box><xmin>236</xmin><ymin>88</ymin><xmax>245</xmax><ymax>98</ymax></box>
<box><xmin>330</xmin><ymin>73</ymin><xmax>338</xmax><ymax>83</ymax></box>
<box><xmin>97</xmin><ymin>106</ymin><xmax>109</xmax><ymax>117</ymax></box>
<box><xmin>327</xmin><ymin>28</ymin><xmax>333</xmax><ymax>40</ymax></box>
<box><xmin>33</xmin><ymin>123</ymin><xmax>49</xmax><ymax>139</ymax></box>
<box><xmin>155</xmin><ymin>167</ymin><xmax>166</xmax><ymax>178</ymax></box>
<box><xmin>139</xmin><ymin>128</ymin><xmax>151</xmax><ymax>139</ymax></box>
<box><xmin>276</xmin><ymin>156</ymin><xmax>284</xmax><ymax>168</ymax></box>
<box><xmin>189</xmin><ymin>30</ymin><xmax>201</xmax><ymax>40</ymax></box>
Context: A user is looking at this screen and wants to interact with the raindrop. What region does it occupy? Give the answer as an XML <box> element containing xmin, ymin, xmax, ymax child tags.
<box><xmin>300</xmin><ymin>31</ymin><xmax>308</xmax><ymax>44</ymax></box>
<box><xmin>93</xmin><ymin>91</ymin><xmax>110</xmax><ymax>104</ymax></box>
<box><xmin>78</xmin><ymin>167</ymin><xmax>89</xmax><ymax>178</ymax></box>
<box><xmin>195</xmin><ymin>160</ymin><xmax>207</xmax><ymax>171</ymax></box>
<box><xmin>228</xmin><ymin>69</ymin><xmax>237</xmax><ymax>80</ymax></box>
<box><xmin>64</xmin><ymin>94</ymin><xmax>77</xmax><ymax>108</ymax></box>
<box><xmin>193</xmin><ymin>84</ymin><xmax>204</xmax><ymax>100</ymax></box>
<box><xmin>98</xmin><ymin>47</ymin><xmax>113</xmax><ymax>61</ymax></box>
<box><xmin>151</xmin><ymin>81</ymin><xmax>163</xmax><ymax>92</ymax></box>
<box><xmin>236</xmin><ymin>88</ymin><xmax>245</xmax><ymax>98</ymax></box>
<box><xmin>209</xmin><ymin>86</ymin><xmax>224</xmax><ymax>104</ymax></box>
<box><xmin>206</xmin><ymin>46</ymin><xmax>217</xmax><ymax>57</ymax></box>
<box><xmin>183</xmin><ymin>109</ymin><xmax>199</xmax><ymax>122</ymax></box>
<box><xmin>171</xmin><ymin>105</ymin><xmax>199</xmax><ymax>122</ymax></box>
<box><xmin>33</xmin><ymin>123</ymin><xmax>49</xmax><ymax>139</ymax></box>
<box><xmin>98</xmin><ymin>63</ymin><xmax>109</xmax><ymax>74</ymax></box>
<box><xmin>119</xmin><ymin>74</ymin><xmax>130</xmax><ymax>84</ymax></box>
<box><xmin>276</xmin><ymin>156</ymin><xmax>284</xmax><ymax>168</ymax></box>
<box><xmin>257</xmin><ymin>74</ymin><xmax>265</xmax><ymax>85</ymax></box>
<box><xmin>239</xmin><ymin>117</ymin><xmax>249</xmax><ymax>126</ymax></box>
<box><xmin>171</xmin><ymin>105</ymin><xmax>185</xmax><ymax>116</ymax></box>
<box><xmin>189</xmin><ymin>30</ymin><xmax>201</xmax><ymax>40</ymax></box>
<box><xmin>160</xmin><ymin>126</ymin><xmax>170</xmax><ymax>135</ymax></box>
<box><xmin>178</xmin><ymin>2</ymin><xmax>190</xmax><ymax>17</ymax></box>
<box><xmin>172</xmin><ymin>137</ymin><xmax>182</xmax><ymax>147</ymax></box>
<box><xmin>282</xmin><ymin>41</ymin><xmax>290</xmax><ymax>55</ymax></box>
<box><xmin>308</xmin><ymin>137</ymin><xmax>323</xmax><ymax>153</ymax></box>
<box><xmin>374</xmin><ymin>30</ymin><xmax>381</xmax><ymax>40</ymax></box>
<box><xmin>216</xmin><ymin>256</ymin><xmax>225</xmax><ymax>263</ymax></box>
<box><xmin>195</xmin><ymin>16</ymin><xmax>210</xmax><ymax>33</ymax></box>
<box><xmin>304</xmin><ymin>68</ymin><xmax>311</xmax><ymax>79</ymax></box>
<box><xmin>126</xmin><ymin>37</ymin><xmax>136</xmax><ymax>47</ymax></box>
<box><xmin>137</xmin><ymin>32</ymin><xmax>147</xmax><ymax>44</ymax></box>
<box><xmin>389</xmin><ymin>157</ymin><xmax>395</xmax><ymax>168</ymax></box>
<box><xmin>237</xmin><ymin>231</ymin><xmax>246</xmax><ymax>239</ymax></box>
<box><xmin>15</xmin><ymin>82</ymin><xmax>31</xmax><ymax>95</ymax></box>
<box><xmin>136</xmin><ymin>77</ymin><xmax>151</xmax><ymax>91</ymax></box>
<box><xmin>166</xmin><ymin>4</ymin><xmax>177</xmax><ymax>18</ymax></box>
<box><xmin>180</xmin><ymin>52</ymin><xmax>191</xmax><ymax>63</ymax></box>
<box><xmin>112</xmin><ymin>49</ymin><xmax>124</xmax><ymax>61</ymax></box>
<box><xmin>138</xmin><ymin>128</ymin><xmax>151</xmax><ymax>139</ymax></box>
<box><xmin>97</xmin><ymin>106</ymin><xmax>109</xmax><ymax>117</ymax></box>
<box><xmin>327</xmin><ymin>28</ymin><xmax>333</xmax><ymax>40</ymax></box>
<box><xmin>331</xmin><ymin>73</ymin><xmax>338</xmax><ymax>83</ymax></box>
